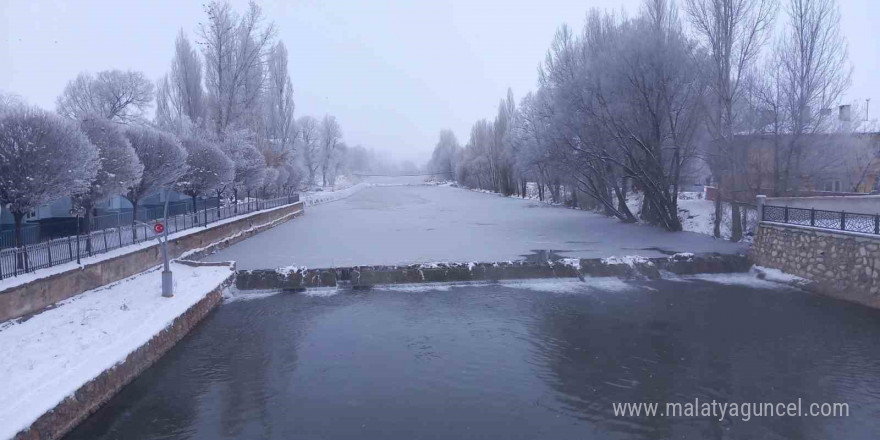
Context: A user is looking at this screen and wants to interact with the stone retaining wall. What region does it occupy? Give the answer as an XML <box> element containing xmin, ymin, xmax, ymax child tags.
<box><xmin>236</xmin><ymin>254</ymin><xmax>750</xmax><ymax>291</ymax></box>
<box><xmin>752</xmin><ymin>222</ymin><xmax>880</xmax><ymax>308</ymax></box>
<box><xmin>13</xmin><ymin>262</ymin><xmax>235</xmax><ymax>440</ymax></box>
<box><xmin>0</xmin><ymin>202</ymin><xmax>303</xmax><ymax>322</ymax></box>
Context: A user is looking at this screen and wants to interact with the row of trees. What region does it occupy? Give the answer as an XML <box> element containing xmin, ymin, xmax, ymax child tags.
<box><xmin>0</xmin><ymin>1</ymin><xmax>364</xmax><ymax>249</ymax></box>
<box><xmin>429</xmin><ymin>0</ymin><xmax>853</xmax><ymax>240</ymax></box>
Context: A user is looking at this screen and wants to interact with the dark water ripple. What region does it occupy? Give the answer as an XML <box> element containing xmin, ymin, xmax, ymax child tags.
<box><xmin>65</xmin><ymin>277</ymin><xmax>880</xmax><ymax>440</ymax></box>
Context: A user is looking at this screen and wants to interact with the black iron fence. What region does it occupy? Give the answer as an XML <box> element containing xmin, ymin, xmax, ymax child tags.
<box><xmin>762</xmin><ymin>204</ymin><xmax>879</xmax><ymax>235</ymax></box>
<box><xmin>0</xmin><ymin>194</ymin><xmax>300</xmax><ymax>280</ymax></box>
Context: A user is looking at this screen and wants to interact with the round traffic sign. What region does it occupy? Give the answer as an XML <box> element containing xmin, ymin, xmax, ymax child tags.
<box><xmin>154</xmin><ymin>223</ymin><xmax>165</xmax><ymax>234</ymax></box>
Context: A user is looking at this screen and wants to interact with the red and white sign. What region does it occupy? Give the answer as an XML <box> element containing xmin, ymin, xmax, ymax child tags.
<box><xmin>153</xmin><ymin>223</ymin><xmax>165</xmax><ymax>234</ymax></box>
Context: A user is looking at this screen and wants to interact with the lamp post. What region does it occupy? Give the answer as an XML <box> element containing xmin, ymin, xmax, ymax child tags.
<box><xmin>161</xmin><ymin>188</ymin><xmax>173</xmax><ymax>297</ymax></box>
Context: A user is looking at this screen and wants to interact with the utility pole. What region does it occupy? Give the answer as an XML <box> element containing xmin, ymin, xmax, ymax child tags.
<box><xmin>161</xmin><ymin>188</ymin><xmax>173</xmax><ymax>298</ymax></box>
<box><xmin>867</xmin><ymin>98</ymin><xmax>871</xmax><ymax>121</ymax></box>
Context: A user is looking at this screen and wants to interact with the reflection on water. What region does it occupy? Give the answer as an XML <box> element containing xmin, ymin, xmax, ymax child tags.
<box><xmin>65</xmin><ymin>277</ymin><xmax>880</xmax><ymax>440</ymax></box>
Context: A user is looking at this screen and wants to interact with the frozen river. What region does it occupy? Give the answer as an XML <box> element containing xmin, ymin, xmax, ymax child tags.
<box><xmin>206</xmin><ymin>182</ymin><xmax>745</xmax><ymax>269</ymax></box>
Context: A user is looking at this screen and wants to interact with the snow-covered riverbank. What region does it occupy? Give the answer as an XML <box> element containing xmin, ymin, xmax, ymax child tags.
<box><xmin>0</xmin><ymin>262</ymin><xmax>234</xmax><ymax>440</ymax></box>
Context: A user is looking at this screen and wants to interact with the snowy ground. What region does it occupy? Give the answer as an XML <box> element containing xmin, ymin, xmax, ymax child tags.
<box><xmin>625</xmin><ymin>191</ymin><xmax>757</xmax><ymax>242</ymax></box>
<box><xmin>206</xmin><ymin>181</ymin><xmax>745</xmax><ymax>270</ymax></box>
<box><xmin>0</xmin><ymin>262</ymin><xmax>234</xmax><ymax>439</ymax></box>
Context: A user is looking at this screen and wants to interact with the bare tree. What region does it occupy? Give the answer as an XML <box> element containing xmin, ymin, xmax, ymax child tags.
<box><xmin>123</xmin><ymin>126</ymin><xmax>188</xmax><ymax>235</ymax></box>
<box><xmin>685</xmin><ymin>0</ymin><xmax>777</xmax><ymax>240</ymax></box>
<box><xmin>156</xmin><ymin>30</ymin><xmax>206</xmax><ymax>132</ymax></box>
<box><xmin>319</xmin><ymin>115</ymin><xmax>342</xmax><ymax>186</ymax></box>
<box><xmin>263</xmin><ymin>41</ymin><xmax>296</xmax><ymax>166</ymax></box>
<box><xmin>199</xmin><ymin>0</ymin><xmax>276</xmax><ymax>137</ymax></box>
<box><xmin>776</xmin><ymin>0</ymin><xmax>852</xmax><ymax>192</ymax></box>
<box><xmin>72</xmin><ymin>116</ymin><xmax>144</xmax><ymax>240</ymax></box>
<box><xmin>57</xmin><ymin>70</ymin><xmax>154</xmax><ymax>123</ymax></box>
<box><xmin>296</xmin><ymin>116</ymin><xmax>321</xmax><ymax>186</ymax></box>
<box><xmin>0</xmin><ymin>105</ymin><xmax>99</xmax><ymax>251</ymax></box>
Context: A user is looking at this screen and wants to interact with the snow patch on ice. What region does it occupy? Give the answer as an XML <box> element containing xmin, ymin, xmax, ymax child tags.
<box><xmin>276</xmin><ymin>265</ymin><xmax>308</xmax><ymax>276</ymax></box>
<box><xmin>601</xmin><ymin>255</ymin><xmax>652</xmax><ymax>266</ymax></box>
<box><xmin>558</xmin><ymin>258</ymin><xmax>582</xmax><ymax>269</ymax></box>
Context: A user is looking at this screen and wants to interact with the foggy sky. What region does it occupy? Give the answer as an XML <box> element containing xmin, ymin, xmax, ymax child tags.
<box><xmin>2</xmin><ymin>0</ymin><xmax>878</xmax><ymax>165</ymax></box>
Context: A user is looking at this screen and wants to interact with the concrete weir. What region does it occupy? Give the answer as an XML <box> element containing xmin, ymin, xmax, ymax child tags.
<box><xmin>235</xmin><ymin>253</ymin><xmax>751</xmax><ymax>291</ymax></box>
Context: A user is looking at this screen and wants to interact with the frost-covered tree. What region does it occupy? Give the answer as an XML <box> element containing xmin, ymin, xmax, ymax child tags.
<box><xmin>199</xmin><ymin>0</ymin><xmax>275</xmax><ymax>137</ymax></box>
<box><xmin>260</xmin><ymin>166</ymin><xmax>280</xmax><ymax>197</ymax></box>
<box><xmin>296</xmin><ymin>115</ymin><xmax>321</xmax><ymax>186</ymax></box>
<box><xmin>72</xmin><ymin>115</ymin><xmax>144</xmax><ymax>235</ymax></box>
<box><xmin>0</xmin><ymin>105</ymin><xmax>99</xmax><ymax>249</ymax></box>
<box><xmin>278</xmin><ymin>161</ymin><xmax>304</xmax><ymax>195</ymax></box>
<box><xmin>319</xmin><ymin>115</ymin><xmax>342</xmax><ymax>186</ymax></box>
<box><xmin>156</xmin><ymin>30</ymin><xmax>206</xmax><ymax>133</ymax></box>
<box><xmin>176</xmin><ymin>137</ymin><xmax>235</xmax><ymax>214</ymax></box>
<box><xmin>427</xmin><ymin>130</ymin><xmax>460</xmax><ymax>180</ymax></box>
<box><xmin>220</xmin><ymin>129</ymin><xmax>266</xmax><ymax>210</ymax></box>
<box><xmin>56</xmin><ymin>70</ymin><xmax>154</xmax><ymax>123</ymax></box>
<box><xmin>123</xmin><ymin>126</ymin><xmax>188</xmax><ymax>231</ymax></box>
<box><xmin>263</xmin><ymin>41</ymin><xmax>296</xmax><ymax>166</ymax></box>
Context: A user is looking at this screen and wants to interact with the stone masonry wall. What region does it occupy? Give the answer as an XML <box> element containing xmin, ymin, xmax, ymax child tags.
<box><xmin>0</xmin><ymin>202</ymin><xmax>303</xmax><ymax>322</ymax></box>
<box><xmin>753</xmin><ymin>222</ymin><xmax>880</xmax><ymax>308</ymax></box>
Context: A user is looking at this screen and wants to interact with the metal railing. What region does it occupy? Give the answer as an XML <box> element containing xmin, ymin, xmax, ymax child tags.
<box><xmin>762</xmin><ymin>204</ymin><xmax>880</xmax><ymax>235</ymax></box>
<box><xmin>0</xmin><ymin>194</ymin><xmax>300</xmax><ymax>280</ymax></box>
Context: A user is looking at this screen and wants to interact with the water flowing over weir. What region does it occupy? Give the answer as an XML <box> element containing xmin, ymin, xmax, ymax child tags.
<box><xmin>234</xmin><ymin>254</ymin><xmax>751</xmax><ymax>291</ymax></box>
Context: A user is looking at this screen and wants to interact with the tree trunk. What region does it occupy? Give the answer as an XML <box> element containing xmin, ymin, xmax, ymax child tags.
<box><xmin>130</xmin><ymin>197</ymin><xmax>140</xmax><ymax>241</ymax></box>
<box><xmin>82</xmin><ymin>201</ymin><xmax>94</xmax><ymax>254</ymax></box>
<box><xmin>12</xmin><ymin>211</ymin><xmax>27</xmax><ymax>271</ymax></box>
<box><xmin>713</xmin><ymin>193</ymin><xmax>723</xmax><ymax>238</ymax></box>
<box><xmin>730</xmin><ymin>202</ymin><xmax>743</xmax><ymax>242</ymax></box>
<box><xmin>191</xmin><ymin>194</ymin><xmax>199</xmax><ymax>225</ymax></box>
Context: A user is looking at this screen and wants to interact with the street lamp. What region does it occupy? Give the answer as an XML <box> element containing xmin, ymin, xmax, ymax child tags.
<box><xmin>161</xmin><ymin>187</ymin><xmax>173</xmax><ymax>297</ymax></box>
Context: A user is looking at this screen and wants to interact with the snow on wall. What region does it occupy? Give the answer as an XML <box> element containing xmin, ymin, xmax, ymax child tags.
<box><xmin>0</xmin><ymin>262</ymin><xmax>234</xmax><ymax>440</ymax></box>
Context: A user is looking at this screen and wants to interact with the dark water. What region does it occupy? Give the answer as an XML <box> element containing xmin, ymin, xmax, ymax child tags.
<box><xmin>65</xmin><ymin>276</ymin><xmax>880</xmax><ymax>439</ymax></box>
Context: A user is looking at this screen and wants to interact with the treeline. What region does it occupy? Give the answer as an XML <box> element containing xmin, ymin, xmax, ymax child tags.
<box><xmin>0</xmin><ymin>1</ymin><xmax>376</xmax><ymax>248</ymax></box>
<box><xmin>429</xmin><ymin>0</ymin><xmax>852</xmax><ymax>240</ymax></box>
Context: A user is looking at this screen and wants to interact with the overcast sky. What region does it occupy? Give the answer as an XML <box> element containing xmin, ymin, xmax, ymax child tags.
<box><xmin>2</xmin><ymin>0</ymin><xmax>878</xmax><ymax>164</ymax></box>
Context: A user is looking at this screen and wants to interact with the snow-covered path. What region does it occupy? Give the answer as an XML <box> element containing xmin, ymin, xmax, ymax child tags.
<box><xmin>0</xmin><ymin>262</ymin><xmax>234</xmax><ymax>439</ymax></box>
<box><xmin>205</xmin><ymin>183</ymin><xmax>745</xmax><ymax>269</ymax></box>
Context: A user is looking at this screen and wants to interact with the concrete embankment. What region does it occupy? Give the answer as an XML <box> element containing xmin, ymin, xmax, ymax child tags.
<box><xmin>0</xmin><ymin>201</ymin><xmax>303</xmax><ymax>322</ymax></box>
<box><xmin>2</xmin><ymin>261</ymin><xmax>234</xmax><ymax>440</ymax></box>
<box><xmin>235</xmin><ymin>253</ymin><xmax>750</xmax><ymax>291</ymax></box>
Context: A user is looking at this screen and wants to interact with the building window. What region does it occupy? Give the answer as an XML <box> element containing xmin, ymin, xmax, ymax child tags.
<box><xmin>823</xmin><ymin>179</ymin><xmax>841</xmax><ymax>192</ymax></box>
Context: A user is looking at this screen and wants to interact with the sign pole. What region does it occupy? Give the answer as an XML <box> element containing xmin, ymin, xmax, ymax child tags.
<box><xmin>161</xmin><ymin>188</ymin><xmax>173</xmax><ymax>297</ymax></box>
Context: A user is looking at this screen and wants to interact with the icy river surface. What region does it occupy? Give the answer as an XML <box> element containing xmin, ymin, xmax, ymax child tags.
<box><xmin>65</xmin><ymin>275</ymin><xmax>880</xmax><ymax>440</ymax></box>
